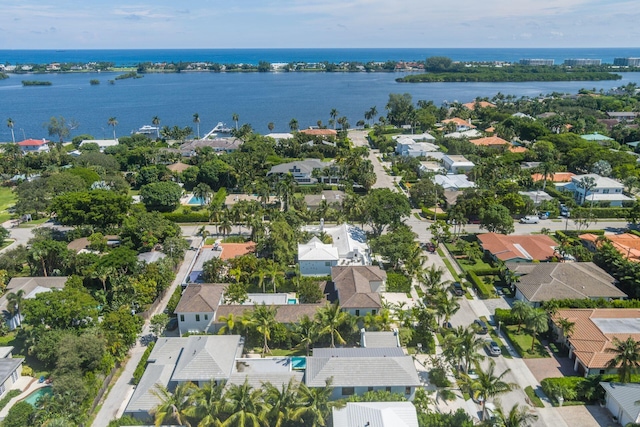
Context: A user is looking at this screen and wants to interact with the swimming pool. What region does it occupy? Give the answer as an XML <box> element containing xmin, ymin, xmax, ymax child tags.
<box><xmin>23</xmin><ymin>387</ymin><xmax>52</xmax><ymax>406</ymax></box>
<box><xmin>187</xmin><ymin>196</ymin><xmax>206</xmax><ymax>205</ymax></box>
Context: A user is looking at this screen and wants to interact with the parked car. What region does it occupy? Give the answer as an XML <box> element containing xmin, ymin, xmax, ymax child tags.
<box><xmin>167</xmin><ymin>317</ymin><xmax>178</xmax><ymax>331</ymax></box>
<box><xmin>538</xmin><ymin>212</ymin><xmax>549</xmax><ymax>220</ymax></box>
<box><xmin>442</xmin><ymin>321</ymin><xmax>452</xmax><ymax>329</ymax></box>
<box><xmin>452</xmin><ymin>282</ymin><xmax>464</xmax><ymax>296</ymax></box>
<box><xmin>486</xmin><ymin>340</ymin><xmax>502</xmax><ymax>356</ymax></box>
<box><xmin>425</xmin><ymin>242</ymin><xmax>436</xmax><ymax>253</ymax></box>
<box><xmin>459</xmin><ymin>365</ymin><xmax>479</xmax><ymax>380</ymax></box>
<box><xmin>474</xmin><ymin>319</ymin><xmax>488</xmax><ymax>334</ymax></box>
<box><xmin>560</xmin><ymin>204</ymin><xmax>570</xmax><ymax>217</ymax></box>
<box><xmin>519</xmin><ymin>215</ymin><xmax>540</xmax><ymax>224</ymax></box>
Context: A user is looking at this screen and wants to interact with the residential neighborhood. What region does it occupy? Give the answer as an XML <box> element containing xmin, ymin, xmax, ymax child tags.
<box><xmin>2</xmin><ymin>86</ymin><xmax>640</xmax><ymax>427</ymax></box>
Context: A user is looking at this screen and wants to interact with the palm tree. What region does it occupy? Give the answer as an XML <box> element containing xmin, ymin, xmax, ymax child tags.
<box><xmin>329</xmin><ymin>109</ymin><xmax>339</xmax><ymax>129</ymax></box>
<box><xmin>218</xmin><ymin>313</ymin><xmax>242</xmax><ymax>335</ymax></box>
<box><xmin>221</xmin><ymin>379</ymin><xmax>268</xmax><ymax>427</ymax></box>
<box><xmin>245</xmin><ymin>304</ymin><xmax>278</xmax><ymax>356</ymax></box>
<box><xmin>6</xmin><ymin>118</ymin><xmax>15</xmax><ymax>143</ymax></box>
<box><xmin>288</xmin><ymin>118</ymin><xmax>299</xmax><ymax>132</ymax></box>
<box><xmin>107</xmin><ymin>117</ymin><xmax>118</xmax><ymax>140</ymax></box>
<box><xmin>606</xmin><ymin>337</ymin><xmax>640</xmax><ymax>383</ymax></box>
<box><xmin>193</xmin><ymin>113</ymin><xmax>201</xmax><ymax>139</ymax></box>
<box><xmin>194</xmin><ymin>183</ymin><xmax>213</xmax><ymax>206</ymax></box>
<box><xmin>458</xmin><ymin>327</ymin><xmax>486</xmax><ymax>372</ymax></box>
<box><xmin>368</xmin><ymin>106</ymin><xmax>378</xmax><ymax>125</ymax></box>
<box><xmin>488</xmin><ymin>402</ymin><xmax>539</xmax><ymax>427</ymax></box>
<box><xmin>151</xmin><ymin>382</ymin><xmax>196</xmax><ymax>426</ymax></box>
<box><xmin>184</xmin><ymin>380</ymin><xmax>225</xmax><ymax>427</ymax></box>
<box><xmin>511</xmin><ymin>300</ymin><xmax>533</xmax><ymax>334</ymax></box>
<box><xmin>525</xmin><ymin>308</ymin><xmax>549</xmax><ymax>352</ymax></box>
<box><xmin>232</xmin><ymin>113</ymin><xmax>239</xmax><ymax>131</ymax></box>
<box><xmin>436</xmin><ymin>293</ymin><xmax>460</xmax><ymax>325</ymax></box>
<box><xmin>291</xmin><ymin>379</ymin><xmax>340</xmax><ymax>427</ymax></box>
<box><xmin>267</xmin><ymin>122</ymin><xmax>275</xmax><ymax>132</ymax></box>
<box><xmin>316</xmin><ymin>303</ymin><xmax>349</xmax><ymax>348</ymax></box>
<box><xmin>264</xmin><ymin>379</ymin><xmax>299</xmax><ymax>427</ymax></box>
<box><xmin>152</xmin><ymin>116</ymin><xmax>161</xmax><ymax>138</ymax></box>
<box><xmin>265</xmin><ymin>261</ymin><xmax>283</xmax><ymax>293</ymax></box>
<box><xmin>6</xmin><ymin>290</ymin><xmax>25</xmax><ymax>328</ymax></box>
<box><xmin>556</xmin><ymin>317</ymin><xmax>576</xmax><ymax>349</ymax></box>
<box><xmin>293</xmin><ymin>314</ymin><xmax>318</xmax><ymax>356</ymax></box>
<box><xmin>469</xmin><ymin>360</ymin><xmax>516</xmax><ymax>420</ymax></box>
<box><xmin>218</xmin><ymin>211</ymin><xmax>233</xmax><ymax>239</ymax></box>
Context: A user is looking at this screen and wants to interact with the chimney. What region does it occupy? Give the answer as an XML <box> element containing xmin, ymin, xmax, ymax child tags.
<box><xmin>360</xmin><ymin>328</ymin><xmax>366</xmax><ymax>347</ymax></box>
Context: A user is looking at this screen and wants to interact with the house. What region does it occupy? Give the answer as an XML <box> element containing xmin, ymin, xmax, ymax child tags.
<box><xmin>328</xmin><ymin>266</ymin><xmax>386</xmax><ymax>316</ymax></box>
<box><xmin>267</xmin><ymin>159</ymin><xmax>333</xmax><ymax>184</ymax></box>
<box><xmin>469</xmin><ymin>136</ymin><xmax>510</xmax><ymax>149</ymax></box>
<box><xmin>299</xmin><ymin>224</ymin><xmax>371</xmax><ymax>276</ymax></box>
<box><xmin>552</xmin><ymin>308</ymin><xmax>640</xmax><ymax>376</ymax></box>
<box><xmin>600</xmin><ymin>382</ymin><xmax>640</xmax><ymax>426</ymax></box>
<box><xmin>361</xmin><ymin>329</ymin><xmax>401</xmax><ymax>348</ymax></box>
<box><xmin>462</xmin><ymin>100</ymin><xmax>496</xmax><ymax>110</ymax></box>
<box><xmin>79</xmin><ymin>139</ymin><xmax>118</xmax><ymax>152</ymax></box>
<box><xmin>395</xmin><ymin>140</ymin><xmax>440</xmax><ymax>157</ymax></box>
<box><xmin>0</xmin><ymin>347</ymin><xmax>23</xmax><ymax>399</ymax></box>
<box><xmin>304</xmin><ymin>190</ymin><xmax>345</xmax><ymax>211</ymax></box>
<box><xmin>442</xmin><ymin>154</ymin><xmax>474</xmax><ymax>174</ymax></box>
<box><xmin>434</xmin><ymin>174</ymin><xmax>475</xmax><ymax>190</ymax></box>
<box><xmin>227</xmin><ymin>357</ymin><xmax>304</xmax><ymax>389</ymax></box>
<box><xmin>166</xmin><ymin>162</ymin><xmax>191</xmax><ymax>173</ymax></box>
<box><xmin>418</xmin><ymin>161</ymin><xmax>445</xmax><ymax>176</ymax></box>
<box><xmin>305</xmin><ymin>348</ymin><xmax>421</xmax><ymax>400</ymax></box>
<box><xmin>442</xmin><ymin>118</ymin><xmax>476</xmax><ymax>132</ymax></box>
<box><xmin>18</xmin><ymin>139</ymin><xmax>49</xmax><ymax>154</ymax></box>
<box><xmin>213</xmin><ymin>303</ymin><xmax>323</xmax><ymax>331</ymax></box>
<box><xmin>299</xmin><ymin>128</ymin><xmax>338</xmax><ymax>137</ymax></box>
<box><xmin>581</xmin><ymin>132</ymin><xmax>614</xmax><ymax>145</ymax></box>
<box><xmin>518</xmin><ymin>190</ymin><xmax>554</xmax><ymax>206</ymax></box>
<box><xmin>506</xmin><ymin>262</ymin><xmax>626</xmax><ymax>306</ymax></box>
<box><xmin>557</xmin><ymin>174</ymin><xmax>632</xmax><ymax>207</ymax></box>
<box><xmin>179</xmin><ymin>137</ymin><xmax>243</xmax><ymax>156</ymax></box>
<box><xmin>444</xmin><ymin>129</ymin><xmax>483</xmax><ymax>139</ymax></box>
<box><xmin>580</xmin><ymin>233</ymin><xmax>640</xmax><ymax>262</ymax></box>
<box><xmin>67</xmin><ymin>235</ymin><xmax>120</xmax><ymax>253</ymax></box>
<box><xmin>477</xmin><ymin>233</ymin><xmax>557</xmax><ymax>263</ymax></box>
<box><xmin>332</xmin><ymin>402</ymin><xmax>419</xmax><ymax>427</ymax></box>
<box><xmin>607</xmin><ymin>112</ymin><xmax>639</xmax><ymax>121</ymax></box>
<box><xmin>265</xmin><ymin>133</ymin><xmax>294</xmax><ymax>142</ymax></box>
<box><xmin>0</xmin><ymin>277</ymin><xmax>68</xmax><ymax>329</ymax></box>
<box><xmin>187</xmin><ymin>242</ymin><xmax>255</xmax><ymax>283</ymax></box>
<box><xmin>124</xmin><ymin>335</ymin><xmax>244</xmax><ymax>421</ymax></box>
<box><xmin>137</xmin><ymin>251</ymin><xmax>166</xmax><ymax>264</ymax></box>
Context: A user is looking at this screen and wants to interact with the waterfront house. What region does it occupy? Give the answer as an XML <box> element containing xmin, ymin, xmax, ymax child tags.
<box><xmin>18</xmin><ymin>138</ymin><xmax>49</xmax><ymax>154</ymax></box>
<box><xmin>299</xmin><ymin>128</ymin><xmax>338</xmax><ymax>137</ymax></box>
<box><xmin>179</xmin><ymin>137</ymin><xmax>243</xmax><ymax>156</ymax></box>
<box><xmin>267</xmin><ymin>159</ymin><xmax>335</xmax><ymax>184</ymax></box>
<box><xmin>463</xmin><ymin>100</ymin><xmax>496</xmax><ymax>110</ymax></box>
<box><xmin>79</xmin><ymin>139</ymin><xmax>118</xmax><ymax>152</ymax></box>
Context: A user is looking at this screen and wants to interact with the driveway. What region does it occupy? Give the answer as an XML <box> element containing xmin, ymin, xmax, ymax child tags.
<box><xmin>557</xmin><ymin>405</ymin><xmax>615</xmax><ymax>427</ymax></box>
<box><xmin>524</xmin><ymin>353</ymin><xmax>577</xmax><ymax>383</ymax></box>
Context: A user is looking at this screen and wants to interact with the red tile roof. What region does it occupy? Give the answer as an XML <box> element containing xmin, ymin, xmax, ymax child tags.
<box><xmin>580</xmin><ymin>233</ymin><xmax>640</xmax><ymax>262</ymax></box>
<box><xmin>299</xmin><ymin>129</ymin><xmax>338</xmax><ymax>136</ymax></box>
<box><xmin>477</xmin><ymin>233</ymin><xmax>557</xmax><ymax>262</ymax></box>
<box><xmin>18</xmin><ymin>139</ymin><xmax>48</xmax><ymax>146</ymax></box>
<box><xmin>463</xmin><ymin>101</ymin><xmax>496</xmax><ymax>110</ymax></box>
<box><xmin>219</xmin><ymin>242</ymin><xmax>256</xmax><ymax>260</ymax></box>
<box><xmin>531</xmin><ymin>172</ymin><xmax>575</xmax><ymax>183</ymax></box>
<box><xmin>470</xmin><ymin>136</ymin><xmax>510</xmax><ymax>147</ymax></box>
<box><xmin>442</xmin><ymin>118</ymin><xmax>476</xmax><ymax>129</ymax></box>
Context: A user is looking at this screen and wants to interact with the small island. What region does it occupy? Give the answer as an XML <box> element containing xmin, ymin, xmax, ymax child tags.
<box><xmin>89</xmin><ymin>79</ymin><xmax>100</xmax><ymax>85</ymax></box>
<box><xmin>21</xmin><ymin>80</ymin><xmax>52</xmax><ymax>86</ymax></box>
<box><xmin>115</xmin><ymin>71</ymin><xmax>143</xmax><ymax>80</ymax></box>
<box><xmin>0</xmin><ymin>72</ymin><xmax>8</xmax><ymax>80</ymax></box>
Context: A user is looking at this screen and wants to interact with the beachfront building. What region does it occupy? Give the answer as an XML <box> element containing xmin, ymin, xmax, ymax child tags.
<box><xmin>18</xmin><ymin>139</ymin><xmax>49</xmax><ymax>154</ymax></box>
<box><xmin>79</xmin><ymin>139</ymin><xmax>119</xmax><ymax>152</ymax></box>
<box><xmin>267</xmin><ymin>159</ymin><xmax>336</xmax><ymax>185</ymax></box>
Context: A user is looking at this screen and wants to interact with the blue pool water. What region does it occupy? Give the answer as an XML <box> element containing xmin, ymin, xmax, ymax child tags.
<box><xmin>187</xmin><ymin>196</ymin><xmax>206</xmax><ymax>205</ymax></box>
<box><xmin>291</xmin><ymin>357</ymin><xmax>306</xmax><ymax>370</ymax></box>
<box><xmin>287</xmin><ymin>298</ymin><xmax>297</xmax><ymax>304</ymax></box>
<box><xmin>23</xmin><ymin>387</ymin><xmax>53</xmax><ymax>406</ymax></box>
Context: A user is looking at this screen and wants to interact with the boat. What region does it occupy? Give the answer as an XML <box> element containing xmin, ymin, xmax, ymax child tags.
<box><xmin>212</xmin><ymin>122</ymin><xmax>233</xmax><ymax>133</ymax></box>
<box><xmin>132</xmin><ymin>125</ymin><xmax>159</xmax><ymax>136</ymax></box>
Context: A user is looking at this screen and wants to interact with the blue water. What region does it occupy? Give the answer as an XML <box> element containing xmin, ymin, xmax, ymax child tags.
<box><xmin>2</xmin><ymin>48</ymin><xmax>640</xmax><ymax>66</ymax></box>
<box><xmin>2</xmin><ymin>48</ymin><xmax>640</xmax><ymax>142</ymax></box>
<box><xmin>291</xmin><ymin>356</ymin><xmax>306</xmax><ymax>370</ymax></box>
<box><xmin>23</xmin><ymin>387</ymin><xmax>53</xmax><ymax>406</ymax></box>
<box><xmin>188</xmin><ymin>196</ymin><xmax>206</xmax><ymax>205</ymax></box>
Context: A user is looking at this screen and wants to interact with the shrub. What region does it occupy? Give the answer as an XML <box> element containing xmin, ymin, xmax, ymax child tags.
<box><xmin>525</xmin><ymin>385</ymin><xmax>544</xmax><ymax>408</ymax></box>
<box><xmin>472</xmin><ymin>267</ymin><xmax>501</xmax><ymax>276</ymax></box>
<box><xmin>572</xmin><ymin>207</ymin><xmax>630</xmax><ymax>219</ymax></box>
<box><xmin>421</xmin><ymin>207</ymin><xmax>448</xmax><ymax>221</ymax></box>
<box><xmin>21</xmin><ymin>365</ymin><xmax>33</xmax><ymax>377</ymax></box>
<box><xmin>429</xmin><ymin>367</ymin><xmax>451</xmax><ymax>387</ymax></box>
<box><xmin>467</xmin><ymin>271</ymin><xmax>494</xmax><ymax>299</ymax></box>
<box><xmin>386</xmin><ymin>271</ymin><xmax>412</xmax><ymax>293</ymax></box>
<box><xmin>133</xmin><ymin>341</ymin><xmax>155</xmax><ymax>385</ymax></box>
<box><xmin>163</xmin><ymin>211</ymin><xmax>210</xmax><ymax>223</ymax></box>
<box><xmin>0</xmin><ymin>390</ymin><xmax>21</xmax><ymax>411</ymax></box>
<box><xmin>494</xmin><ymin>308</ymin><xmax>518</xmax><ymax>326</ymax></box>
<box><xmin>165</xmin><ymin>286</ymin><xmax>183</xmax><ymax>315</ymax></box>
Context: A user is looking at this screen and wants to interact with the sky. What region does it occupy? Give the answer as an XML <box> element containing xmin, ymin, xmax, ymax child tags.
<box><xmin>1</xmin><ymin>0</ymin><xmax>639</xmax><ymax>49</ymax></box>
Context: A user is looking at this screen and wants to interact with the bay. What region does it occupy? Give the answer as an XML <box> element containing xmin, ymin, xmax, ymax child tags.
<box><xmin>2</xmin><ymin>70</ymin><xmax>640</xmax><ymax>142</ymax></box>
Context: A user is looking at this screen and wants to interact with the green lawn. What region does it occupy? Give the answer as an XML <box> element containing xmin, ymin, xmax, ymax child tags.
<box><xmin>264</xmin><ymin>348</ymin><xmax>305</xmax><ymax>357</ymax></box>
<box><xmin>504</xmin><ymin>325</ymin><xmax>549</xmax><ymax>358</ymax></box>
<box><xmin>0</xmin><ymin>187</ymin><xmax>16</xmax><ymax>223</ymax></box>
<box><xmin>18</xmin><ymin>217</ymin><xmax>50</xmax><ymax>228</ymax></box>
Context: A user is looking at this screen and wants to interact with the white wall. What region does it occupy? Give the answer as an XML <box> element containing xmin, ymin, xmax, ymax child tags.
<box><xmin>331</xmin><ymin>385</ymin><xmax>416</xmax><ymax>401</ymax></box>
<box><xmin>300</xmin><ymin>260</ymin><xmax>336</xmax><ymax>276</ymax></box>
<box><xmin>177</xmin><ymin>311</ymin><xmax>214</xmax><ymax>336</ymax></box>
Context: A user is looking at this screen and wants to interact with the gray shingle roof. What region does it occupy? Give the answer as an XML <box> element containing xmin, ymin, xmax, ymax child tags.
<box><xmin>305</xmin><ymin>356</ymin><xmax>420</xmax><ymax>387</ymax></box>
<box><xmin>508</xmin><ymin>262</ymin><xmax>627</xmax><ymax>302</ymax></box>
<box><xmin>172</xmin><ymin>335</ymin><xmax>243</xmax><ymax>382</ymax></box>
<box><xmin>215</xmin><ymin>304</ymin><xmax>323</xmax><ymax>324</ymax></box>
<box><xmin>313</xmin><ymin>347</ymin><xmax>404</xmax><ymax>358</ymax></box>
<box><xmin>331</xmin><ymin>266</ymin><xmax>386</xmax><ymax>309</ymax></box>
<box><xmin>362</xmin><ymin>331</ymin><xmax>400</xmax><ymax>348</ymax></box>
<box><xmin>174</xmin><ymin>284</ymin><xmax>225</xmax><ymax>314</ymax></box>
<box><xmin>0</xmin><ymin>357</ymin><xmax>22</xmax><ymax>387</ymax></box>
<box><xmin>601</xmin><ymin>382</ymin><xmax>640</xmax><ymax>424</ymax></box>
<box><xmin>268</xmin><ymin>159</ymin><xmax>326</xmax><ymax>175</ymax></box>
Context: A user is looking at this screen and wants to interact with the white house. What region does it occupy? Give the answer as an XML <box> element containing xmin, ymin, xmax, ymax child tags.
<box><xmin>18</xmin><ymin>139</ymin><xmax>49</xmax><ymax>154</ymax></box>
<box><xmin>267</xmin><ymin>159</ymin><xmax>334</xmax><ymax>184</ymax></box>
<box><xmin>0</xmin><ymin>347</ymin><xmax>23</xmax><ymax>399</ymax></box>
<box><xmin>79</xmin><ymin>139</ymin><xmax>119</xmax><ymax>152</ymax></box>
<box><xmin>557</xmin><ymin>173</ymin><xmax>633</xmax><ymax>206</ymax></box>
<box><xmin>395</xmin><ymin>139</ymin><xmax>440</xmax><ymax>157</ymax></box>
<box><xmin>298</xmin><ymin>237</ymin><xmax>340</xmax><ymax>276</ymax></box>
<box><xmin>332</xmin><ymin>402</ymin><xmax>419</xmax><ymax>427</ymax></box>
<box><xmin>434</xmin><ymin>174</ymin><xmax>475</xmax><ymax>190</ymax></box>
<box><xmin>299</xmin><ymin>224</ymin><xmax>371</xmax><ymax>276</ymax></box>
<box><xmin>442</xmin><ymin>154</ymin><xmax>475</xmax><ymax>174</ymax></box>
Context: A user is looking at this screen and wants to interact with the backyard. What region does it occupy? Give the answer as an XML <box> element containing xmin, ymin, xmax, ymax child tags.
<box><xmin>0</xmin><ymin>187</ymin><xmax>16</xmax><ymax>224</ymax></box>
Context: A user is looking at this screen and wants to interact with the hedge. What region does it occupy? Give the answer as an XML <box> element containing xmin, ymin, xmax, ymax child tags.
<box><xmin>163</xmin><ymin>212</ymin><xmax>209</xmax><ymax>223</ymax></box>
<box><xmin>0</xmin><ymin>390</ymin><xmax>21</xmax><ymax>412</ymax></box>
<box><xmin>542</xmin><ymin>298</ymin><xmax>640</xmax><ymax>310</ymax></box>
<box><xmin>133</xmin><ymin>341</ymin><xmax>155</xmax><ymax>385</ymax></box>
<box><xmin>629</xmin><ymin>229</ymin><xmax>640</xmax><ymax>238</ymax></box>
<box><xmin>467</xmin><ymin>271</ymin><xmax>494</xmax><ymax>299</ymax></box>
<box><xmin>561</xmin><ymin>229</ymin><xmax>605</xmax><ymax>238</ymax></box>
<box><xmin>386</xmin><ymin>271</ymin><xmax>412</xmax><ymax>293</ymax></box>
<box><xmin>421</xmin><ymin>207</ymin><xmax>448</xmax><ymax>221</ymax></box>
<box><xmin>494</xmin><ymin>308</ymin><xmax>519</xmax><ymax>326</ymax></box>
<box><xmin>472</xmin><ymin>267</ymin><xmax>501</xmax><ymax>276</ymax></box>
<box><xmin>571</xmin><ymin>207</ymin><xmax>630</xmax><ymax>219</ymax></box>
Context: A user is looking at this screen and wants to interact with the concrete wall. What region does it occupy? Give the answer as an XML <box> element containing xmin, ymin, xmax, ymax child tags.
<box><xmin>177</xmin><ymin>311</ymin><xmax>215</xmax><ymax>336</ymax></box>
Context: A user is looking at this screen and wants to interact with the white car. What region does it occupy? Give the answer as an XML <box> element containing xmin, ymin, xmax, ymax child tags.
<box><xmin>519</xmin><ymin>215</ymin><xmax>540</xmax><ymax>224</ymax></box>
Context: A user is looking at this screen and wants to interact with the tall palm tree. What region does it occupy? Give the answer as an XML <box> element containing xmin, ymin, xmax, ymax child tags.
<box><xmin>193</xmin><ymin>113</ymin><xmax>201</xmax><ymax>139</ymax></box>
<box><xmin>218</xmin><ymin>211</ymin><xmax>233</xmax><ymax>240</ymax></box>
<box><xmin>107</xmin><ymin>117</ymin><xmax>118</xmax><ymax>140</ymax></box>
<box><xmin>511</xmin><ymin>300</ymin><xmax>533</xmax><ymax>333</ymax></box>
<box><xmin>245</xmin><ymin>304</ymin><xmax>278</xmax><ymax>356</ymax></box>
<box><xmin>606</xmin><ymin>337</ymin><xmax>640</xmax><ymax>383</ymax></box>
<box><xmin>264</xmin><ymin>379</ymin><xmax>299</xmax><ymax>427</ymax></box>
<box><xmin>184</xmin><ymin>380</ymin><xmax>225</xmax><ymax>427</ymax></box>
<box><xmin>487</xmin><ymin>402</ymin><xmax>539</xmax><ymax>427</ymax></box>
<box><xmin>525</xmin><ymin>309</ymin><xmax>549</xmax><ymax>352</ymax></box>
<box><xmin>293</xmin><ymin>314</ymin><xmax>318</xmax><ymax>356</ymax></box>
<box><xmin>288</xmin><ymin>118</ymin><xmax>299</xmax><ymax>132</ymax></box>
<box><xmin>152</xmin><ymin>116</ymin><xmax>161</xmax><ymax>138</ymax></box>
<box><xmin>469</xmin><ymin>360</ymin><xmax>516</xmax><ymax>420</ymax></box>
<box><xmin>151</xmin><ymin>382</ymin><xmax>196</xmax><ymax>427</ymax></box>
<box><xmin>6</xmin><ymin>118</ymin><xmax>15</xmax><ymax>143</ymax></box>
<box><xmin>221</xmin><ymin>379</ymin><xmax>267</xmax><ymax>427</ymax></box>
<box><xmin>556</xmin><ymin>317</ymin><xmax>576</xmax><ymax>349</ymax></box>
<box><xmin>291</xmin><ymin>379</ymin><xmax>340</xmax><ymax>427</ymax></box>
<box><xmin>420</xmin><ymin>265</ymin><xmax>446</xmax><ymax>293</ymax></box>
<box><xmin>232</xmin><ymin>113</ymin><xmax>239</xmax><ymax>131</ymax></box>
<box><xmin>329</xmin><ymin>109</ymin><xmax>339</xmax><ymax>129</ymax></box>
<box><xmin>218</xmin><ymin>313</ymin><xmax>242</xmax><ymax>335</ymax></box>
<box><xmin>6</xmin><ymin>290</ymin><xmax>25</xmax><ymax>328</ymax></box>
<box><xmin>194</xmin><ymin>183</ymin><xmax>213</xmax><ymax>206</ymax></box>
<box><xmin>316</xmin><ymin>303</ymin><xmax>349</xmax><ymax>348</ymax></box>
<box><xmin>265</xmin><ymin>261</ymin><xmax>283</xmax><ymax>293</ymax></box>
<box><xmin>436</xmin><ymin>292</ymin><xmax>460</xmax><ymax>325</ymax></box>
<box><xmin>459</xmin><ymin>327</ymin><xmax>486</xmax><ymax>372</ymax></box>
<box><xmin>368</xmin><ymin>106</ymin><xmax>378</xmax><ymax>125</ymax></box>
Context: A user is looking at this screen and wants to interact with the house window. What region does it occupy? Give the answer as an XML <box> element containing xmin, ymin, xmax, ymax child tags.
<box><xmin>405</xmin><ymin>387</ymin><xmax>411</xmax><ymax>395</ymax></box>
<box><xmin>11</xmin><ymin>371</ymin><xmax>17</xmax><ymax>382</ymax></box>
<box><xmin>196</xmin><ymin>314</ymin><xmax>201</xmax><ymax>322</ymax></box>
<box><xmin>372</xmin><ymin>310</ymin><xmax>377</xmax><ymax>315</ymax></box>
<box><xmin>386</xmin><ymin>387</ymin><xmax>392</xmax><ymax>393</ymax></box>
<box><xmin>600</xmin><ymin>369</ymin><xmax>606</xmax><ymax>375</ymax></box>
<box><xmin>355</xmin><ymin>310</ymin><xmax>360</xmax><ymax>316</ymax></box>
<box><xmin>603</xmin><ymin>189</ymin><xmax>610</xmax><ymax>194</ymax></box>
<box><xmin>325</xmin><ymin>262</ymin><xmax>331</xmax><ymax>266</ymax></box>
<box><xmin>342</xmin><ymin>387</ymin><xmax>354</xmax><ymax>396</ymax></box>
<box><xmin>180</xmin><ymin>315</ymin><xmax>185</xmax><ymax>322</ymax></box>
<box><xmin>204</xmin><ymin>314</ymin><xmax>209</xmax><ymax>320</ymax></box>
<box><xmin>368</xmin><ymin>387</ymin><xmax>374</xmax><ymax>392</ymax></box>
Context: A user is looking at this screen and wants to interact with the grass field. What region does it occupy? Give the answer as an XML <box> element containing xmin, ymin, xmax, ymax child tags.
<box><xmin>0</xmin><ymin>187</ymin><xmax>16</xmax><ymax>223</ymax></box>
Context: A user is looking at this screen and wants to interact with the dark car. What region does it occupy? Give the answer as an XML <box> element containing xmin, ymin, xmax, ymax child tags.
<box><xmin>452</xmin><ymin>282</ymin><xmax>464</xmax><ymax>296</ymax></box>
<box><xmin>474</xmin><ymin>319</ymin><xmax>488</xmax><ymax>334</ymax></box>
<box><xmin>442</xmin><ymin>321</ymin><xmax>452</xmax><ymax>329</ymax></box>
<box><xmin>167</xmin><ymin>317</ymin><xmax>178</xmax><ymax>331</ymax></box>
<box><xmin>425</xmin><ymin>242</ymin><xmax>436</xmax><ymax>253</ymax></box>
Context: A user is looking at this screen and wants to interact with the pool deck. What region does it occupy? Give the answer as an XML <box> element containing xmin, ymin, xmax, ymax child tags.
<box><xmin>0</xmin><ymin>377</ymin><xmax>49</xmax><ymax>419</ymax></box>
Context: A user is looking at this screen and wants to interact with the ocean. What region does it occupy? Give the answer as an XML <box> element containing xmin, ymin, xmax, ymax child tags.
<box><xmin>1</xmin><ymin>48</ymin><xmax>640</xmax><ymax>142</ymax></box>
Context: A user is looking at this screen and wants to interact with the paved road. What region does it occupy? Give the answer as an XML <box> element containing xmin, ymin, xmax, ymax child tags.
<box><xmin>92</xmin><ymin>229</ymin><xmax>202</xmax><ymax>427</ymax></box>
